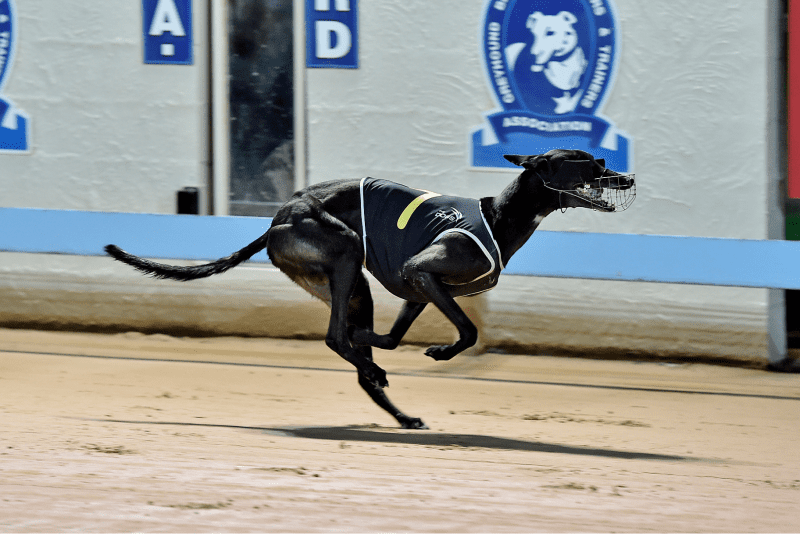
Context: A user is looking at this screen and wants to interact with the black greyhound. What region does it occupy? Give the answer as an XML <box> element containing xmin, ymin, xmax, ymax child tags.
<box><xmin>106</xmin><ymin>149</ymin><xmax>635</xmax><ymax>429</ymax></box>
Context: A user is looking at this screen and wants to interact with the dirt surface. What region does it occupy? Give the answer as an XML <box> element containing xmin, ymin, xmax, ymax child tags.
<box><xmin>1</xmin><ymin>328</ymin><xmax>799</xmax><ymax>532</ymax></box>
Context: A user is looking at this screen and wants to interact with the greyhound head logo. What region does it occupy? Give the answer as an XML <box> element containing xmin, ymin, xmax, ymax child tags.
<box><xmin>527</xmin><ymin>12</ymin><xmax>578</xmax><ymax>71</ymax></box>
<box><xmin>473</xmin><ymin>0</ymin><xmax>630</xmax><ymax>171</ymax></box>
<box><xmin>526</xmin><ymin>11</ymin><xmax>587</xmax><ymax>95</ymax></box>
<box><xmin>504</xmin><ymin>9</ymin><xmax>588</xmax><ymax>114</ymax></box>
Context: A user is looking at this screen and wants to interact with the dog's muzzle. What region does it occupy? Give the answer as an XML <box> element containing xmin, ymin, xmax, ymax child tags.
<box><xmin>545</xmin><ymin>173</ymin><xmax>636</xmax><ymax>212</ymax></box>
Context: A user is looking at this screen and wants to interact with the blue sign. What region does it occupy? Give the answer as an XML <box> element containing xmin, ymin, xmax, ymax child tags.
<box><xmin>0</xmin><ymin>0</ymin><xmax>30</xmax><ymax>153</ymax></box>
<box><xmin>471</xmin><ymin>0</ymin><xmax>631</xmax><ymax>171</ymax></box>
<box><xmin>306</xmin><ymin>0</ymin><xmax>358</xmax><ymax>69</ymax></box>
<box><xmin>143</xmin><ymin>0</ymin><xmax>193</xmax><ymax>65</ymax></box>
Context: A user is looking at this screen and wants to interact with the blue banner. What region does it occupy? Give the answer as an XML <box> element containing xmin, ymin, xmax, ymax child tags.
<box><xmin>486</xmin><ymin>111</ymin><xmax>612</xmax><ymax>146</ymax></box>
<box><xmin>0</xmin><ymin>98</ymin><xmax>29</xmax><ymax>152</ymax></box>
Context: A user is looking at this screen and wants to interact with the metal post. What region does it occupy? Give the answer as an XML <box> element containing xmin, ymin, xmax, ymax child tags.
<box><xmin>768</xmin><ymin>0</ymin><xmax>793</xmax><ymax>368</ymax></box>
<box><xmin>210</xmin><ymin>0</ymin><xmax>230</xmax><ymax>216</ymax></box>
<box><xmin>294</xmin><ymin>0</ymin><xmax>308</xmax><ymax>190</ymax></box>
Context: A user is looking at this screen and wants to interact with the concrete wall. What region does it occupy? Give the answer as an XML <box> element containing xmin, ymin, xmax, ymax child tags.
<box><xmin>0</xmin><ymin>252</ymin><xmax>767</xmax><ymax>365</ymax></box>
<box><xmin>0</xmin><ymin>1</ymin><xmax>208</xmax><ymax>213</ymax></box>
<box><xmin>307</xmin><ymin>0</ymin><xmax>773</xmax><ymax>241</ymax></box>
<box><xmin>0</xmin><ymin>0</ymin><xmax>783</xmax><ymax>364</ymax></box>
<box><xmin>304</xmin><ymin>0</ymin><xmax>778</xmax><ymax>361</ymax></box>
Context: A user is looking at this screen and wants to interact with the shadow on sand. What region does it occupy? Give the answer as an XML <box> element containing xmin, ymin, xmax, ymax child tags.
<box><xmin>90</xmin><ymin>418</ymin><xmax>692</xmax><ymax>462</ymax></box>
<box><xmin>266</xmin><ymin>425</ymin><xmax>691</xmax><ymax>461</ymax></box>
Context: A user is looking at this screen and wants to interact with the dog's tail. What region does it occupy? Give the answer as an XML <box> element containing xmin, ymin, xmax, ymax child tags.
<box><xmin>104</xmin><ymin>230</ymin><xmax>270</xmax><ymax>282</ymax></box>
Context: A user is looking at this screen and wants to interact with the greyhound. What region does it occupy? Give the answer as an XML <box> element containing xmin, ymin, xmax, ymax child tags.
<box><xmin>106</xmin><ymin>149</ymin><xmax>635</xmax><ymax>429</ymax></box>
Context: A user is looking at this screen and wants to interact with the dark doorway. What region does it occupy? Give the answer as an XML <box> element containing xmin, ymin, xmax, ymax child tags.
<box><xmin>228</xmin><ymin>0</ymin><xmax>295</xmax><ymax>217</ymax></box>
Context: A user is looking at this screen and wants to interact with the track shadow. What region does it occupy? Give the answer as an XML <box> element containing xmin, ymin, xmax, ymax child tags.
<box><xmin>267</xmin><ymin>425</ymin><xmax>690</xmax><ymax>462</ymax></box>
<box><xmin>85</xmin><ymin>418</ymin><xmax>692</xmax><ymax>462</ymax></box>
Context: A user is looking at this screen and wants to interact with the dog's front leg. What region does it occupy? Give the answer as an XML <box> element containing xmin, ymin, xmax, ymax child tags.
<box><xmin>400</xmin><ymin>241</ymin><xmax>486</xmax><ymax>361</ymax></box>
<box><xmin>405</xmin><ymin>270</ymin><xmax>477</xmax><ymax>361</ymax></box>
<box><xmin>350</xmin><ymin>300</ymin><xmax>428</xmax><ymax>350</ymax></box>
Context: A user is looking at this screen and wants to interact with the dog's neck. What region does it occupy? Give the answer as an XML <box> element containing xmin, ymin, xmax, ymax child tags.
<box><xmin>480</xmin><ymin>170</ymin><xmax>555</xmax><ymax>267</ymax></box>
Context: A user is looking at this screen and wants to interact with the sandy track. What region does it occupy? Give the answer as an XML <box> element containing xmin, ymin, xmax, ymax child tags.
<box><xmin>1</xmin><ymin>329</ymin><xmax>799</xmax><ymax>532</ymax></box>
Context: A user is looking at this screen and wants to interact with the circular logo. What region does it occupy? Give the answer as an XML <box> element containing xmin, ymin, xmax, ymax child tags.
<box><xmin>482</xmin><ymin>0</ymin><xmax>618</xmax><ymax>118</ymax></box>
<box><xmin>0</xmin><ymin>0</ymin><xmax>16</xmax><ymax>92</ymax></box>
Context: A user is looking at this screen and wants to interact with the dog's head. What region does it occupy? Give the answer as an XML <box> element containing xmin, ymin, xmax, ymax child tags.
<box><xmin>504</xmin><ymin>149</ymin><xmax>636</xmax><ymax>212</ymax></box>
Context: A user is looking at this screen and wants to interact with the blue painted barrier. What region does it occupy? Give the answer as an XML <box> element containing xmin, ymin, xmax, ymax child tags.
<box><xmin>502</xmin><ymin>231</ymin><xmax>800</xmax><ymax>289</ymax></box>
<box><xmin>0</xmin><ymin>207</ymin><xmax>272</xmax><ymax>263</ymax></box>
<box><xmin>2</xmin><ymin>207</ymin><xmax>799</xmax><ymax>289</ymax></box>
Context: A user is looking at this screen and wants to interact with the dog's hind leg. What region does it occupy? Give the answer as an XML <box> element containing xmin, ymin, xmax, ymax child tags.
<box><xmin>268</xmin><ymin>219</ymin><xmax>388</xmax><ymax>388</ymax></box>
<box><xmin>357</xmin><ymin>374</ymin><xmax>426</xmax><ymax>429</ymax></box>
<box><xmin>323</xmin><ymin>256</ymin><xmax>388</xmax><ymax>388</ymax></box>
<box><xmin>348</xmin><ymin>274</ymin><xmax>427</xmax><ymax>429</ymax></box>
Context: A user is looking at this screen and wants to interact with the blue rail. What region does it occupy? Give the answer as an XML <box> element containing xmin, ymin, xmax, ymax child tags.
<box><xmin>0</xmin><ymin>207</ymin><xmax>273</xmax><ymax>262</ymax></box>
<box><xmin>2</xmin><ymin>207</ymin><xmax>799</xmax><ymax>289</ymax></box>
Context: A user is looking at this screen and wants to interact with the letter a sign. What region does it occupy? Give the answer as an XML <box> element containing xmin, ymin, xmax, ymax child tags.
<box><xmin>143</xmin><ymin>0</ymin><xmax>193</xmax><ymax>65</ymax></box>
<box><xmin>306</xmin><ymin>0</ymin><xmax>358</xmax><ymax>68</ymax></box>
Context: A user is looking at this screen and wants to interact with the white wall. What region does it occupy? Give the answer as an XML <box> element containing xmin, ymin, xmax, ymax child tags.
<box><xmin>1</xmin><ymin>0</ymin><xmax>775</xmax><ymax>234</ymax></box>
<box><xmin>0</xmin><ymin>0</ymin><xmax>783</xmax><ymax>362</ymax></box>
<box><xmin>307</xmin><ymin>0</ymin><xmax>773</xmax><ymax>240</ymax></box>
<box><xmin>304</xmin><ymin>0</ymin><xmax>778</xmax><ymax>358</ymax></box>
<box><xmin>0</xmin><ymin>1</ymin><xmax>208</xmax><ymax>214</ymax></box>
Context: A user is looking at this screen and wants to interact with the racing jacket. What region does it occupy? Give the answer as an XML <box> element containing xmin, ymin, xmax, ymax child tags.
<box><xmin>359</xmin><ymin>177</ymin><xmax>504</xmax><ymax>301</ymax></box>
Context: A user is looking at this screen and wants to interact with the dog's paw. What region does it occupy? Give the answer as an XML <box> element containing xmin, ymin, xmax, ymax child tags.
<box><xmin>425</xmin><ymin>345</ymin><xmax>458</xmax><ymax>361</ymax></box>
<box><xmin>399</xmin><ymin>417</ymin><xmax>428</xmax><ymax>430</ymax></box>
<box><xmin>365</xmin><ymin>363</ymin><xmax>389</xmax><ymax>388</ymax></box>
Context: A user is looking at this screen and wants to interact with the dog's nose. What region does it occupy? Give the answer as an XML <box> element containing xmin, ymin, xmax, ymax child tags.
<box><xmin>600</xmin><ymin>173</ymin><xmax>635</xmax><ymax>190</ymax></box>
<box><xmin>618</xmin><ymin>174</ymin><xmax>635</xmax><ymax>190</ymax></box>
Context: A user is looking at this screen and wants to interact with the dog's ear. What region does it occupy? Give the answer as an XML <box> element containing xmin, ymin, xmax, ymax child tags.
<box><xmin>595</xmin><ymin>158</ymin><xmax>605</xmax><ymax>168</ymax></box>
<box><xmin>503</xmin><ymin>154</ymin><xmax>528</xmax><ymax>166</ymax></box>
<box><xmin>556</xmin><ymin>159</ymin><xmax>594</xmax><ymax>182</ymax></box>
<box><xmin>504</xmin><ymin>154</ymin><xmax>544</xmax><ymax>170</ymax></box>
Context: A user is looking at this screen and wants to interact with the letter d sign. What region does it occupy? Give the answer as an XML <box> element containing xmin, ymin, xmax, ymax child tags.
<box><xmin>306</xmin><ymin>0</ymin><xmax>358</xmax><ymax>68</ymax></box>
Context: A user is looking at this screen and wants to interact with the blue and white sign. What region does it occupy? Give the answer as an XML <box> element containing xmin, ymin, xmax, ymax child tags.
<box><xmin>471</xmin><ymin>0</ymin><xmax>631</xmax><ymax>171</ymax></box>
<box><xmin>143</xmin><ymin>0</ymin><xmax>193</xmax><ymax>65</ymax></box>
<box><xmin>0</xmin><ymin>0</ymin><xmax>30</xmax><ymax>154</ymax></box>
<box><xmin>306</xmin><ymin>0</ymin><xmax>358</xmax><ymax>69</ymax></box>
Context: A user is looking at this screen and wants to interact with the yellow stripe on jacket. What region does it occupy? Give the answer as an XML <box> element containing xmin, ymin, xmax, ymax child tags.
<box><xmin>396</xmin><ymin>192</ymin><xmax>441</xmax><ymax>230</ymax></box>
